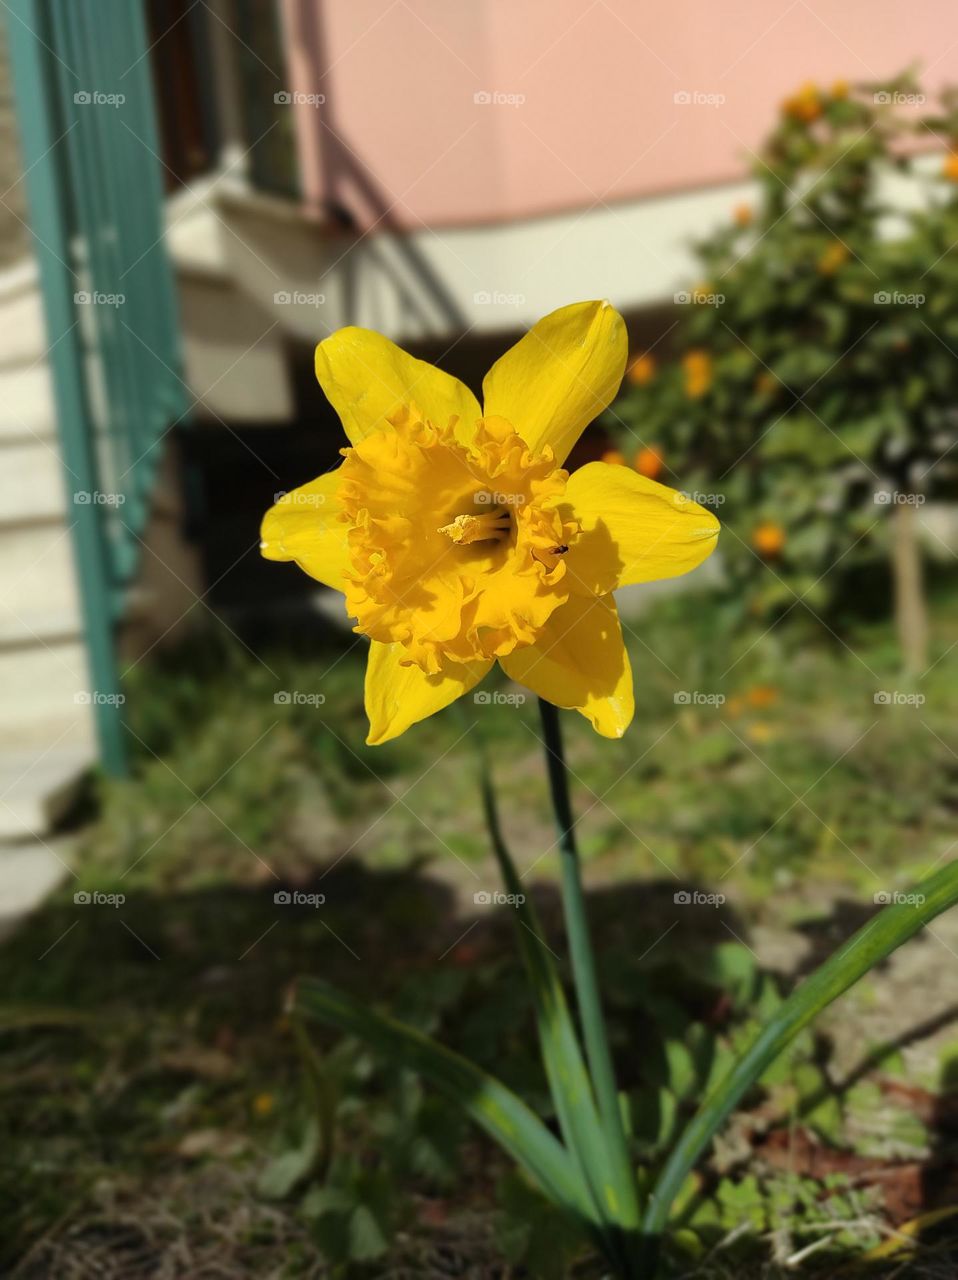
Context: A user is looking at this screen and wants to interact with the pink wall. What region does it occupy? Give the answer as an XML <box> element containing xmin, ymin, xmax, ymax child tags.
<box><xmin>280</xmin><ymin>0</ymin><xmax>953</xmax><ymax>230</ymax></box>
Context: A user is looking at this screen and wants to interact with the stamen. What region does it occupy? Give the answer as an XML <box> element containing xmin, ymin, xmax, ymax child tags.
<box><xmin>438</xmin><ymin>510</ymin><xmax>511</xmax><ymax>545</ymax></box>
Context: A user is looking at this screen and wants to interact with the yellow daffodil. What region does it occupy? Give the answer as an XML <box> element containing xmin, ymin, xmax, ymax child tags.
<box><xmin>261</xmin><ymin>302</ymin><xmax>720</xmax><ymax>744</ymax></box>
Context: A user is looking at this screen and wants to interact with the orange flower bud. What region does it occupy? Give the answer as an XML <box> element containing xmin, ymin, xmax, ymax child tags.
<box><xmin>627</xmin><ymin>353</ymin><xmax>656</xmax><ymax>386</ymax></box>
<box><xmin>782</xmin><ymin>81</ymin><xmax>821</xmax><ymax>123</ymax></box>
<box><xmin>683</xmin><ymin>349</ymin><xmax>712</xmax><ymax>398</ymax></box>
<box><xmin>752</xmin><ymin>521</ymin><xmax>786</xmax><ymax>557</ymax></box>
<box><xmin>634</xmin><ymin>446</ymin><xmax>663</xmax><ymax>480</ymax></box>
<box><xmin>601</xmin><ymin>448</ymin><xmax>626</xmax><ymax>466</ymax></box>
<box><xmin>817</xmin><ymin>240</ymin><xmax>849</xmax><ymax>275</ymax></box>
<box><xmin>746</xmin><ymin>684</ymin><xmax>779</xmax><ymax>708</ymax></box>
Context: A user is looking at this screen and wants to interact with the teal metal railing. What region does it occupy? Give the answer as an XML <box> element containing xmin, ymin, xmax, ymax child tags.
<box><xmin>6</xmin><ymin>0</ymin><xmax>188</xmax><ymax>774</ymax></box>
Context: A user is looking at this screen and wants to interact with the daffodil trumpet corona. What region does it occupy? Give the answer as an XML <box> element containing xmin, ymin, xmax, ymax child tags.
<box><xmin>261</xmin><ymin>301</ymin><xmax>720</xmax><ymax>744</ymax></box>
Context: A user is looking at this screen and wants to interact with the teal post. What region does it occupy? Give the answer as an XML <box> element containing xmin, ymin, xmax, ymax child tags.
<box><xmin>7</xmin><ymin>0</ymin><xmax>127</xmax><ymax>774</ymax></box>
<box><xmin>5</xmin><ymin>0</ymin><xmax>191</xmax><ymax>776</ymax></box>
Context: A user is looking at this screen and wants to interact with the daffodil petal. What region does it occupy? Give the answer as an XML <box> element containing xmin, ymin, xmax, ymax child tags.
<box><xmin>563</xmin><ymin>462</ymin><xmax>721</xmax><ymax>596</ymax></box>
<box><xmin>499</xmin><ymin>593</ymin><xmax>633</xmax><ymax>738</ymax></box>
<box><xmin>365</xmin><ymin>642</ymin><xmax>493</xmax><ymax>745</ymax></box>
<box><xmin>481</xmin><ymin>301</ymin><xmax>627</xmax><ymax>463</ymax></box>
<box><xmin>260</xmin><ymin>469</ymin><xmax>350</xmax><ymax>591</ymax></box>
<box><xmin>315</xmin><ymin>328</ymin><xmax>481</xmax><ymax>444</ymax></box>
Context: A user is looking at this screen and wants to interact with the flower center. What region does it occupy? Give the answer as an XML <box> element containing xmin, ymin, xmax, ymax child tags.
<box><xmin>438</xmin><ymin>508</ymin><xmax>512</xmax><ymax>545</ymax></box>
<box><xmin>336</xmin><ymin>407</ymin><xmax>578</xmax><ymax>672</ymax></box>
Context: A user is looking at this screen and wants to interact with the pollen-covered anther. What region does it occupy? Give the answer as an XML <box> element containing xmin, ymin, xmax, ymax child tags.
<box><xmin>438</xmin><ymin>510</ymin><xmax>512</xmax><ymax>545</ymax></box>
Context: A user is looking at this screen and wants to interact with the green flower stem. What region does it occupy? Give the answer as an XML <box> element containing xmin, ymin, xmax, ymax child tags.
<box><xmin>538</xmin><ymin>700</ymin><xmax>640</xmax><ymax>1233</ymax></box>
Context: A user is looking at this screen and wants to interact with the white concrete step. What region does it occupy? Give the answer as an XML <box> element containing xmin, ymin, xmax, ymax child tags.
<box><xmin>0</xmin><ymin>283</ymin><xmax>47</xmax><ymax>370</ymax></box>
<box><xmin>0</xmin><ymin>522</ymin><xmax>82</xmax><ymax>640</ymax></box>
<box><xmin>0</xmin><ymin>438</ymin><xmax>68</xmax><ymax>525</ymax></box>
<box><xmin>0</xmin><ymin>836</ymin><xmax>73</xmax><ymax>939</ymax></box>
<box><xmin>0</xmin><ymin>361</ymin><xmax>56</xmax><ymax>441</ymax></box>
<box><xmin>0</xmin><ymin>640</ymin><xmax>93</xmax><ymax>743</ymax></box>
<box><xmin>0</xmin><ymin>261</ymin><xmax>46</xmax><ymax>370</ymax></box>
<box><xmin>178</xmin><ymin>269</ymin><xmax>293</xmax><ymax>422</ymax></box>
<box><xmin>0</xmin><ymin>746</ymin><xmax>93</xmax><ymax>843</ymax></box>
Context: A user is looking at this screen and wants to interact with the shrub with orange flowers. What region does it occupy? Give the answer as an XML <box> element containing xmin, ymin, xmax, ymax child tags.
<box><xmin>609</xmin><ymin>71</ymin><xmax>958</xmax><ymax>669</ymax></box>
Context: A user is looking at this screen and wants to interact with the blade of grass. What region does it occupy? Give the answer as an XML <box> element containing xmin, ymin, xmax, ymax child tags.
<box><xmin>644</xmin><ymin>859</ymin><xmax>958</xmax><ymax>1254</ymax></box>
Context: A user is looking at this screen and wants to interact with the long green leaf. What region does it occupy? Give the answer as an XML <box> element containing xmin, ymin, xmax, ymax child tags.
<box><xmin>644</xmin><ymin>860</ymin><xmax>958</xmax><ymax>1239</ymax></box>
<box><xmin>294</xmin><ymin>976</ymin><xmax>594</xmax><ymax>1224</ymax></box>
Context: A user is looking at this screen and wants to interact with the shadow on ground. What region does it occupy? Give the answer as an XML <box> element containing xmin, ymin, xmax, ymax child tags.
<box><xmin>3</xmin><ymin>859</ymin><xmax>958</xmax><ymax>1277</ymax></box>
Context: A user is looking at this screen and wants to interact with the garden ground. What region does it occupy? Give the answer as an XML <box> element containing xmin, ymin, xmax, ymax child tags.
<box><xmin>3</xmin><ymin>580</ymin><xmax>958</xmax><ymax>1277</ymax></box>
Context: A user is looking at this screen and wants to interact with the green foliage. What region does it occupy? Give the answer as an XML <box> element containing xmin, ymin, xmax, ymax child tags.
<box><xmin>495</xmin><ymin>1173</ymin><xmax>592</xmax><ymax>1280</ymax></box>
<box><xmin>609</xmin><ymin>71</ymin><xmax>958</xmax><ymax>625</ymax></box>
